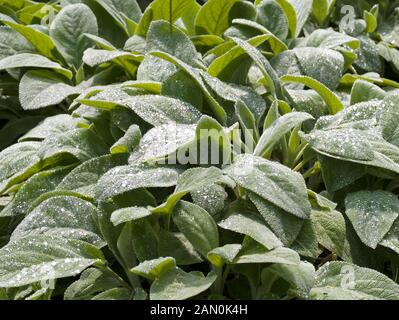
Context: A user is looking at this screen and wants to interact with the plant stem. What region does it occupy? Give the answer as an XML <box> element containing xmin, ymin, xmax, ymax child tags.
<box><xmin>169</xmin><ymin>0</ymin><xmax>173</xmax><ymax>29</ymax></box>
<box><xmin>98</xmin><ymin>265</ymin><xmax>132</xmax><ymax>290</ymax></box>
<box><xmin>211</xmin><ymin>265</ymin><xmax>224</xmax><ymax>295</ymax></box>
<box><xmin>303</xmin><ymin>163</ymin><xmax>321</xmax><ymax>179</ymax></box>
<box><xmin>221</xmin><ymin>265</ymin><xmax>231</xmax><ymax>287</ymax></box>
<box><xmin>293</xmin><ymin>160</ymin><xmax>306</xmax><ymax>172</ymax></box>
<box><xmin>291</xmin><ymin>143</ymin><xmax>308</xmax><ymax>168</ymax></box>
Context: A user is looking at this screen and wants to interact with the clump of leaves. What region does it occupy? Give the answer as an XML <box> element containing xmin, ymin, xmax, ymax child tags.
<box><xmin>0</xmin><ymin>0</ymin><xmax>399</xmax><ymax>301</ymax></box>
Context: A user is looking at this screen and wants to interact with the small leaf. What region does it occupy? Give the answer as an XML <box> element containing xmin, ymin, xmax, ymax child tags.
<box><xmin>310</xmin><ymin>261</ymin><xmax>399</xmax><ymax>300</ymax></box>
<box><xmin>129</xmin><ymin>218</ymin><xmax>159</xmax><ymax>262</ymax></box>
<box><xmin>111</xmin><ymin>206</ymin><xmax>152</xmax><ymax>226</ymax></box>
<box><xmin>305</xmin><ymin>29</ymin><xmax>360</xmax><ymax>50</ymax></box>
<box><xmin>173</xmin><ymin>201</ymin><xmax>219</xmax><ymax>258</ymax></box>
<box><xmin>354</xmin><ymin>36</ymin><xmax>383</xmax><ymax>74</ymax></box>
<box><xmin>93</xmin><ymin>0</ymin><xmax>142</xmax><ymax>32</ymax></box>
<box><xmin>191</xmin><ymin>184</ymin><xmax>228</xmax><ymax>217</ymax></box>
<box><xmin>158</xmin><ymin>230</ymin><xmax>203</xmax><ymax>265</ymax></box>
<box><xmin>207</xmin><ymin>244</ymin><xmax>242</xmax><ymax>267</ymax></box>
<box><xmin>250</xmin><ymin>192</ymin><xmax>304</xmax><ymax>245</ymax></box>
<box><xmin>254</xmin><ymin>111</ymin><xmax>313</xmax><ymax>157</ymax></box>
<box><xmin>234</xmin><ymin>241</ymin><xmax>300</xmax><ymax>265</ymax></box>
<box><xmin>281</xmin><ymin>75</ymin><xmax>344</xmax><ymax>114</ymax></box>
<box><xmin>345</xmin><ymin>190</ymin><xmax>399</xmax><ymax>249</ymax></box>
<box><xmin>64</xmin><ymin>268</ymin><xmax>121</xmax><ymax>300</ymax></box>
<box><xmin>289</xmin><ymin>0</ymin><xmax>313</xmax><ymax>37</ymax></box>
<box><xmin>91</xmin><ymin>288</ymin><xmax>132</xmax><ymax>300</ymax></box>
<box><xmin>311</xmin><ymin>0</ymin><xmax>334</xmax><ymax>26</ymax></box>
<box><xmin>131</xmin><ymin>257</ymin><xmax>176</xmax><ymax>280</ymax></box>
<box><xmin>110</xmin><ymin>125</ymin><xmax>141</xmax><ymax>154</ymax></box>
<box><xmin>150</xmin><ymin>51</ymin><xmax>227</xmax><ymax>124</ymax></box>
<box><xmin>208</xmin><ymin>34</ymin><xmax>270</xmax><ymax>80</ymax></box>
<box><xmin>311</xmin><ymin>209</ymin><xmax>347</xmax><ymax>257</ymax></box>
<box><xmin>265</xmin><ymin>261</ymin><xmax>315</xmax><ymax>298</ymax></box>
<box><xmin>154</xmin><ymin>167</ymin><xmax>223</xmax><ymax>214</ymax></box>
<box><xmin>229</xmin><ymin>19</ymin><xmax>288</xmax><ymax>53</ymax></box>
<box><xmin>350</xmin><ymin>79</ymin><xmax>386</xmax><ymax>105</ymax></box>
<box><xmin>150</xmin><ymin>268</ymin><xmax>217</xmax><ymax>300</ymax></box>
<box><xmin>230</xmin><ymin>37</ymin><xmax>287</xmax><ymax>100</ymax></box>
<box><xmin>82</xmin><ymin>48</ymin><xmax>143</xmax><ymax>71</ymax></box>
<box><xmin>218</xmin><ymin>208</ymin><xmax>282</xmax><ymax>250</ymax></box>
<box><xmin>0</xmin><ymin>53</ymin><xmax>72</xmax><ymax>79</ymax></box>
<box><xmin>290</xmin><ymin>219</ymin><xmax>321</xmax><ymax>259</ymax></box>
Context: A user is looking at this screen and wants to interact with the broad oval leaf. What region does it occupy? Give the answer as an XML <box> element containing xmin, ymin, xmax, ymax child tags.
<box><xmin>39</xmin><ymin>128</ymin><xmax>109</xmax><ymax>163</ymax></box>
<box><xmin>0</xmin><ymin>235</ymin><xmax>104</xmax><ymax>288</ymax></box>
<box><xmin>19</xmin><ymin>70</ymin><xmax>80</xmax><ymax>110</ymax></box>
<box><xmin>195</xmin><ymin>0</ymin><xmax>239</xmax><ymax>36</ymax></box>
<box><xmin>310</xmin><ymin>261</ymin><xmax>399</xmax><ymax>300</ymax></box>
<box><xmin>50</xmin><ymin>4</ymin><xmax>98</xmax><ymax>68</ymax></box>
<box><xmin>305</xmin><ymin>29</ymin><xmax>360</xmax><ymax>50</ymax></box>
<box><xmin>122</xmin><ymin>95</ymin><xmax>202</xmax><ymax>126</ymax></box>
<box><xmin>218</xmin><ymin>207</ymin><xmax>282</xmax><ymax>250</ymax></box>
<box><xmin>0</xmin><ymin>141</ymin><xmax>41</xmax><ymax>195</ymax></box>
<box><xmin>19</xmin><ymin>114</ymin><xmax>81</xmax><ymax>141</ymax></box>
<box><xmin>8</xmin><ymin>166</ymin><xmax>72</xmax><ymax>218</ymax></box>
<box><xmin>225</xmin><ymin>154</ymin><xmax>311</xmax><ymax>219</ymax></box>
<box><xmin>275</xmin><ymin>47</ymin><xmax>345</xmax><ymax>90</ymax></box>
<box><xmin>256</xmin><ymin>0</ymin><xmax>289</xmax><ymax>40</ymax></box>
<box><xmin>153</xmin><ymin>167</ymin><xmax>223</xmax><ymax>215</ymax></box>
<box><xmin>250</xmin><ymin>192</ymin><xmax>304</xmax><ymax>246</ymax></box>
<box><xmin>150</xmin><ymin>268</ymin><xmax>217</xmax><ymax>300</ymax></box>
<box><xmin>0</xmin><ymin>53</ymin><xmax>72</xmax><ymax>79</ymax></box>
<box><xmin>150</xmin><ymin>0</ymin><xmax>196</xmax><ymax>22</ymax></box>
<box><xmin>254</xmin><ymin>111</ymin><xmax>313</xmax><ymax>157</ymax></box>
<box><xmin>3</xmin><ymin>21</ymin><xmax>61</xmax><ymax>61</ymax></box>
<box><xmin>11</xmin><ymin>196</ymin><xmax>104</xmax><ymax>246</ymax></box>
<box><xmin>234</xmin><ymin>241</ymin><xmax>300</xmax><ymax>265</ymax></box>
<box><xmin>265</xmin><ymin>261</ymin><xmax>316</xmax><ymax>299</ymax></box>
<box><xmin>173</xmin><ymin>201</ymin><xmax>219</xmax><ymax>258</ymax></box>
<box><xmin>147</xmin><ymin>20</ymin><xmax>200</xmax><ymax>67</ymax></box>
<box><xmin>345</xmin><ymin>191</ymin><xmax>399</xmax><ymax>249</ymax></box>
<box><xmin>96</xmin><ymin>164</ymin><xmax>180</xmax><ymax>200</ymax></box>
<box><xmin>0</xmin><ymin>26</ymin><xmax>35</xmax><ymax>60</ymax></box>
<box><xmin>128</xmin><ymin>123</ymin><xmax>197</xmax><ymax>164</ymax></box>
<box><xmin>57</xmin><ymin>154</ymin><xmax>128</xmax><ymax>199</ymax></box>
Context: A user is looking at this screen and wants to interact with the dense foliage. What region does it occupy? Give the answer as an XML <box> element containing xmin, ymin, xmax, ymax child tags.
<box><xmin>0</xmin><ymin>0</ymin><xmax>399</xmax><ymax>300</ymax></box>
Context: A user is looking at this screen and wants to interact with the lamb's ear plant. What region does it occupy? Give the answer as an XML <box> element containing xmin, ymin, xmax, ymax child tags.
<box><xmin>0</xmin><ymin>0</ymin><xmax>399</xmax><ymax>301</ymax></box>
